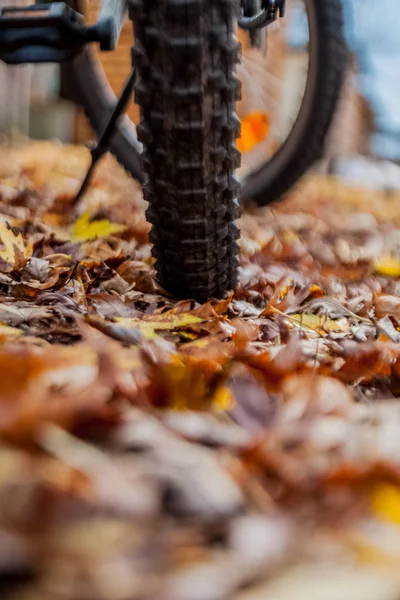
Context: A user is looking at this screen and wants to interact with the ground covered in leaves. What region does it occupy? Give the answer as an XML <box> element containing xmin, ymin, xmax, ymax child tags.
<box><xmin>1</xmin><ymin>143</ymin><xmax>400</xmax><ymax>599</ymax></box>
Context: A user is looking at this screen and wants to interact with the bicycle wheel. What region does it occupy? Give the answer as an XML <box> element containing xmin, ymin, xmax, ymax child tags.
<box><xmin>61</xmin><ymin>0</ymin><xmax>347</xmax><ymax>209</ymax></box>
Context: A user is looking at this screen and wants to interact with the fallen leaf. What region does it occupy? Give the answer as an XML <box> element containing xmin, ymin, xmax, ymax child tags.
<box><xmin>280</xmin><ymin>372</ymin><xmax>352</xmax><ymax>420</ymax></box>
<box><xmin>291</xmin><ymin>297</ymin><xmax>367</xmax><ymax>321</ymax></box>
<box><xmin>0</xmin><ymin>324</ymin><xmax>22</xmax><ymax>341</ymax></box>
<box><xmin>332</xmin><ymin>343</ymin><xmax>396</xmax><ymax>384</ymax></box>
<box><xmin>288</xmin><ymin>313</ymin><xmax>349</xmax><ymax>336</ymax></box>
<box><xmin>0</xmin><ymin>222</ymin><xmax>33</xmax><ymax>271</ymax></box>
<box><xmin>71</xmin><ymin>211</ymin><xmax>126</xmax><ymax>242</ymax></box>
<box><xmin>371</xmin><ymin>484</ymin><xmax>400</xmax><ymax>526</ymax></box>
<box><xmin>229</xmin><ymin>371</ymin><xmax>277</xmax><ymax>431</ymax></box>
<box><xmin>375</xmin><ymin>295</ymin><xmax>400</xmax><ymax>319</ymax></box>
<box><xmin>88</xmin><ymin>293</ymin><xmax>139</xmax><ymax>319</ymax></box>
<box><xmin>374</xmin><ymin>256</ymin><xmax>400</xmax><ymax>278</ymax></box>
<box><xmin>213</xmin><ymin>385</ymin><xmax>235</xmax><ymax>411</ymax></box>
<box><xmin>23</xmin><ymin>257</ymin><xmax>50</xmax><ymax>282</ymax></box>
<box><xmin>116</xmin><ymin>311</ymin><xmax>204</xmax><ymax>339</ymax></box>
<box><xmin>237</xmin><ymin>112</ymin><xmax>270</xmax><ymax>153</ymax></box>
<box><xmin>349</xmin><ymin>531</ymin><xmax>400</xmax><ymax>569</ymax></box>
<box><xmin>377</xmin><ymin>317</ymin><xmax>400</xmax><ymax>343</ymax></box>
<box><xmin>0</xmin><ymin>303</ymin><xmax>53</xmax><ymax>327</ymax></box>
<box><xmin>246</xmin><ymin>337</ymin><xmax>306</xmax><ymax>390</ymax></box>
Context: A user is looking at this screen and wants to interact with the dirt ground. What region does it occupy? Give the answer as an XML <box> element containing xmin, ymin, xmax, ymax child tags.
<box><xmin>1</xmin><ymin>142</ymin><xmax>400</xmax><ymax>599</ymax></box>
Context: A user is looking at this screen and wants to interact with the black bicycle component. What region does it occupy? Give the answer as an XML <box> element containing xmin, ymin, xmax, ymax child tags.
<box><xmin>73</xmin><ymin>68</ymin><xmax>136</xmax><ymax>206</ymax></box>
<box><xmin>238</xmin><ymin>0</ymin><xmax>285</xmax><ymax>32</ymax></box>
<box><xmin>243</xmin><ymin>0</ymin><xmax>263</xmax><ymax>49</ymax></box>
<box><xmin>0</xmin><ymin>1</ymin><xmax>127</xmax><ymax>65</ymax></box>
<box><xmin>278</xmin><ymin>0</ymin><xmax>286</xmax><ymax>17</ymax></box>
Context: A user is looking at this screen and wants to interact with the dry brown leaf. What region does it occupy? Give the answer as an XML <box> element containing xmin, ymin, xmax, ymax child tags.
<box><xmin>375</xmin><ymin>295</ymin><xmax>400</xmax><ymax>319</ymax></box>
<box><xmin>287</xmin><ymin>313</ymin><xmax>349</xmax><ymax>335</ymax></box>
<box><xmin>0</xmin><ymin>222</ymin><xmax>33</xmax><ymax>272</ymax></box>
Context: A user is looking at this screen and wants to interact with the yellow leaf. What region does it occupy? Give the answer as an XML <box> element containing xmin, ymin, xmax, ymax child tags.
<box><xmin>239</xmin><ymin>235</ymin><xmax>262</xmax><ymax>256</ymax></box>
<box><xmin>348</xmin><ymin>531</ymin><xmax>400</xmax><ymax>568</ymax></box>
<box><xmin>71</xmin><ymin>211</ymin><xmax>126</xmax><ymax>242</ymax></box>
<box><xmin>237</xmin><ymin>112</ymin><xmax>270</xmax><ymax>154</ymax></box>
<box><xmin>116</xmin><ymin>312</ymin><xmax>204</xmax><ymax>339</ymax></box>
<box><xmin>374</xmin><ymin>256</ymin><xmax>400</xmax><ymax>278</ymax></box>
<box><xmin>179</xmin><ymin>331</ymin><xmax>198</xmax><ymax>341</ymax></box>
<box><xmin>0</xmin><ymin>222</ymin><xmax>33</xmax><ymax>268</ymax></box>
<box><xmin>309</xmin><ymin>284</ymin><xmax>325</xmax><ymax>298</ymax></box>
<box><xmin>371</xmin><ymin>484</ymin><xmax>400</xmax><ymax>525</ymax></box>
<box><xmin>279</xmin><ymin>279</ymin><xmax>294</xmax><ymax>301</ymax></box>
<box><xmin>288</xmin><ymin>313</ymin><xmax>348</xmax><ymax>336</ymax></box>
<box><xmin>213</xmin><ymin>386</ymin><xmax>235</xmax><ymax>411</ymax></box>
<box><xmin>283</xmin><ymin>231</ymin><xmax>298</xmax><ymax>244</ymax></box>
<box><xmin>0</xmin><ymin>324</ymin><xmax>22</xmax><ymax>341</ymax></box>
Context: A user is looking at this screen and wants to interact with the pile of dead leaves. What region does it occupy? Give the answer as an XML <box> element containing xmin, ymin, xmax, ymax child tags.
<box><xmin>1</xmin><ymin>143</ymin><xmax>400</xmax><ymax>599</ymax></box>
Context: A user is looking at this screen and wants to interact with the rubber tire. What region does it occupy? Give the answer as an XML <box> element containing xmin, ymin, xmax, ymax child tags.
<box><xmin>128</xmin><ymin>0</ymin><xmax>241</xmax><ymax>300</ymax></box>
<box><xmin>241</xmin><ymin>0</ymin><xmax>348</xmax><ymax>205</ymax></box>
<box><xmin>62</xmin><ymin>0</ymin><xmax>241</xmax><ymax>301</ymax></box>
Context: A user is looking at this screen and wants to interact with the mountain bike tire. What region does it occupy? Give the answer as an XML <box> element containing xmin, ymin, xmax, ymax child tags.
<box><xmin>62</xmin><ymin>0</ymin><xmax>241</xmax><ymax>300</ymax></box>
<box><xmin>129</xmin><ymin>0</ymin><xmax>241</xmax><ymax>299</ymax></box>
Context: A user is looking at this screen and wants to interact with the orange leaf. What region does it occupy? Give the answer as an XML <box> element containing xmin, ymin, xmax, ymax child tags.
<box><xmin>237</xmin><ymin>112</ymin><xmax>270</xmax><ymax>154</ymax></box>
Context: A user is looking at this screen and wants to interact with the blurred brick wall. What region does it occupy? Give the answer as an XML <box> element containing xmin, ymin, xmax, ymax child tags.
<box><xmin>325</xmin><ymin>62</ymin><xmax>373</xmax><ymax>157</ymax></box>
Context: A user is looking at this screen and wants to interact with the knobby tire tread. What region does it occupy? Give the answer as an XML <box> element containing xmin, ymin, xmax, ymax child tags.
<box><xmin>129</xmin><ymin>0</ymin><xmax>241</xmax><ymax>299</ymax></box>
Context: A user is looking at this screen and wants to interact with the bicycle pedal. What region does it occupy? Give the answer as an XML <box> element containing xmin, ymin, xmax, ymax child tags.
<box><xmin>0</xmin><ymin>3</ymin><xmax>110</xmax><ymax>64</ymax></box>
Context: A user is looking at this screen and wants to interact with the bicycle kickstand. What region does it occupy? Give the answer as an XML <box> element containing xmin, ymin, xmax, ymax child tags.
<box><xmin>73</xmin><ymin>68</ymin><xmax>136</xmax><ymax>207</ymax></box>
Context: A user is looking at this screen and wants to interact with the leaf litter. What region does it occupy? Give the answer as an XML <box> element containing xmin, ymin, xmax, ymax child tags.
<box><xmin>1</xmin><ymin>143</ymin><xmax>400</xmax><ymax>597</ymax></box>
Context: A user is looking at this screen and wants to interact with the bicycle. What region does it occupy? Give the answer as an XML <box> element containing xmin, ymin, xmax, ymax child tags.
<box><xmin>0</xmin><ymin>0</ymin><xmax>347</xmax><ymax>300</ymax></box>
